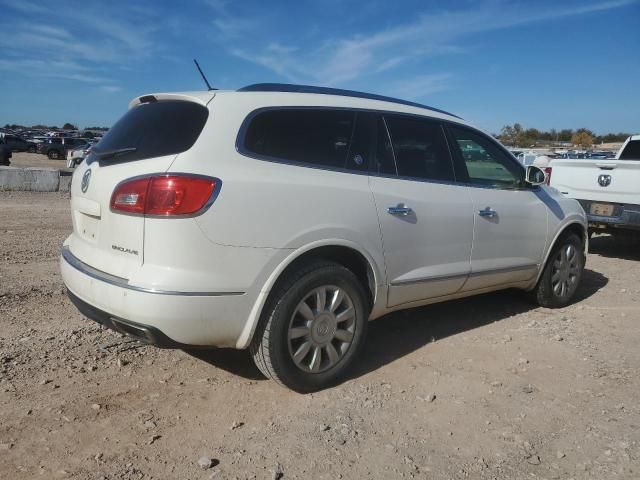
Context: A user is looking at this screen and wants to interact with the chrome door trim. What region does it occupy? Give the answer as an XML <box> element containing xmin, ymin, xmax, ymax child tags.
<box><xmin>469</xmin><ymin>263</ymin><xmax>538</xmax><ymax>277</ymax></box>
<box><xmin>390</xmin><ymin>272</ymin><xmax>468</xmax><ymax>286</ymax></box>
<box><xmin>389</xmin><ymin>263</ymin><xmax>538</xmax><ymax>287</ymax></box>
<box><xmin>61</xmin><ymin>246</ymin><xmax>244</xmax><ymax>296</ymax></box>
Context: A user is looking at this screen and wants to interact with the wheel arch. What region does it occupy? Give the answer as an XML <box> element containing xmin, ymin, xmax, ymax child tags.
<box><xmin>235</xmin><ymin>240</ymin><xmax>382</xmax><ymax>349</ymax></box>
<box><xmin>534</xmin><ymin>220</ymin><xmax>587</xmax><ymax>286</ymax></box>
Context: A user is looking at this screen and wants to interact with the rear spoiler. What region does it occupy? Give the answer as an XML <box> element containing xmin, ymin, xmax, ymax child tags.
<box><xmin>129</xmin><ymin>91</ymin><xmax>216</xmax><ymax>109</ymax></box>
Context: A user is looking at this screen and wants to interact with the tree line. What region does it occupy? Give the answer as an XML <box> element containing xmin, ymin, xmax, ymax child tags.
<box><xmin>3</xmin><ymin>123</ymin><xmax>109</xmax><ymax>131</ymax></box>
<box><xmin>496</xmin><ymin>123</ymin><xmax>631</xmax><ymax>149</ymax></box>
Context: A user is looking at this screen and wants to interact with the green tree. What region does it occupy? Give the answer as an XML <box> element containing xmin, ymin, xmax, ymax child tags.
<box><xmin>63</xmin><ymin>123</ymin><xmax>78</xmax><ymax>130</ymax></box>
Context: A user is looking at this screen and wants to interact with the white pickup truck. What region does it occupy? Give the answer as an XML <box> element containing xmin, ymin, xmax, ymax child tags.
<box><xmin>550</xmin><ymin>135</ymin><xmax>640</xmax><ymax>235</ymax></box>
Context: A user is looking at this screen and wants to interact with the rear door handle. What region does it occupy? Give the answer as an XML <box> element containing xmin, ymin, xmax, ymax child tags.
<box><xmin>478</xmin><ymin>207</ymin><xmax>497</xmax><ymax>218</ymax></box>
<box><xmin>387</xmin><ymin>204</ymin><xmax>413</xmax><ymax>216</ymax></box>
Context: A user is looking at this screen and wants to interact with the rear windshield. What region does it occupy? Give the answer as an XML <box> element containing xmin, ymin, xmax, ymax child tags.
<box><xmin>92</xmin><ymin>100</ymin><xmax>208</xmax><ymax>163</ymax></box>
<box><xmin>619</xmin><ymin>140</ymin><xmax>640</xmax><ymax>160</ymax></box>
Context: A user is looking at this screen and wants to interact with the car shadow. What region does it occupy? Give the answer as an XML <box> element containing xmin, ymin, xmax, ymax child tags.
<box><xmin>186</xmin><ymin>347</ymin><xmax>266</xmax><ymax>380</ymax></box>
<box><xmin>186</xmin><ymin>268</ymin><xmax>608</xmax><ymax>384</ymax></box>
<box><xmin>588</xmin><ymin>234</ymin><xmax>640</xmax><ymax>261</ymax></box>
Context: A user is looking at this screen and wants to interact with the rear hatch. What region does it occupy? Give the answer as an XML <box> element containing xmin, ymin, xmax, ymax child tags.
<box><xmin>550</xmin><ymin>158</ymin><xmax>640</xmax><ymax>205</ymax></box>
<box><xmin>67</xmin><ymin>93</ymin><xmax>213</xmax><ymax>279</ymax></box>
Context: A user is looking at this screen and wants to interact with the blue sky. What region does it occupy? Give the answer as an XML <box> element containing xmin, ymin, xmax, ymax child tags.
<box><xmin>0</xmin><ymin>0</ymin><xmax>638</xmax><ymax>134</ymax></box>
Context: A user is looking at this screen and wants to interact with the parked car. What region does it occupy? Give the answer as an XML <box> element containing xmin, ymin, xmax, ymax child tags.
<box><xmin>0</xmin><ymin>138</ymin><xmax>12</xmax><ymax>165</ymax></box>
<box><xmin>66</xmin><ymin>143</ymin><xmax>94</xmax><ymax>168</ymax></box>
<box><xmin>39</xmin><ymin>137</ymin><xmax>89</xmax><ymax>159</ymax></box>
<box><xmin>586</xmin><ymin>151</ymin><xmax>615</xmax><ymax>159</ymax></box>
<box><xmin>550</xmin><ymin>134</ymin><xmax>640</xmax><ymax>235</ymax></box>
<box><xmin>61</xmin><ymin>84</ymin><xmax>588</xmax><ymax>391</ymax></box>
<box><xmin>0</xmin><ymin>133</ymin><xmax>31</xmax><ymax>152</ymax></box>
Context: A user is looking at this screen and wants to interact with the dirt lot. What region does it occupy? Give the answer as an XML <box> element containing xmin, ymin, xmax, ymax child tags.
<box><xmin>7</xmin><ymin>151</ymin><xmax>70</xmax><ymax>169</ymax></box>
<box><xmin>1</xmin><ymin>192</ymin><xmax>638</xmax><ymax>480</ymax></box>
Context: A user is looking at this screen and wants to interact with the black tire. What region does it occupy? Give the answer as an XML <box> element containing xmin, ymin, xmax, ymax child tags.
<box><xmin>533</xmin><ymin>233</ymin><xmax>585</xmax><ymax>308</ymax></box>
<box><xmin>28</xmin><ymin>146</ymin><xmax>36</xmax><ymax>153</ymax></box>
<box><xmin>48</xmin><ymin>150</ymin><xmax>60</xmax><ymax>160</ymax></box>
<box><xmin>250</xmin><ymin>260</ymin><xmax>369</xmax><ymax>392</ymax></box>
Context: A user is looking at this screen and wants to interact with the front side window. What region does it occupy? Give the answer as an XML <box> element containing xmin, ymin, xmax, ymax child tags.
<box><xmin>384</xmin><ymin>115</ymin><xmax>455</xmax><ymax>182</ymax></box>
<box><xmin>448</xmin><ymin>126</ymin><xmax>523</xmax><ymax>188</ymax></box>
<box><xmin>243</xmin><ymin>109</ymin><xmax>356</xmax><ymax>169</ymax></box>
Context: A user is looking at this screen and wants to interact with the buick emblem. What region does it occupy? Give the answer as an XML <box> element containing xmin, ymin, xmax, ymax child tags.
<box><xmin>597</xmin><ymin>174</ymin><xmax>611</xmax><ymax>187</ymax></box>
<box><xmin>81</xmin><ymin>169</ymin><xmax>92</xmax><ymax>193</ymax></box>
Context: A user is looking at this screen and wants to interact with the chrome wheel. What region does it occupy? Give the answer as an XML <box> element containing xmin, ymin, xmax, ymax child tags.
<box><xmin>288</xmin><ymin>285</ymin><xmax>356</xmax><ymax>373</ymax></box>
<box><xmin>551</xmin><ymin>243</ymin><xmax>580</xmax><ymax>298</ymax></box>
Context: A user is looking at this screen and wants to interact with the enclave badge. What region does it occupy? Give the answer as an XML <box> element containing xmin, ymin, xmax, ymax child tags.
<box><xmin>81</xmin><ymin>169</ymin><xmax>92</xmax><ymax>193</ymax></box>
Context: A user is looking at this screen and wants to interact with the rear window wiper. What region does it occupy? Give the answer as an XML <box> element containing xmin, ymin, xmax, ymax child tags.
<box><xmin>92</xmin><ymin>147</ymin><xmax>137</xmax><ymax>159</ymax></box>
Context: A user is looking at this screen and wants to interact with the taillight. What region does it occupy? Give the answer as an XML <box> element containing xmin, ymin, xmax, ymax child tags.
<box><xmin>543</xmin><ymin>167</ymin><xmax>552</xmax><ymax>185</ymax></box>
<box><xmin>110</xmin><ymin>175</ymin><xmax>217</xmax><ymax>216</ymax></box>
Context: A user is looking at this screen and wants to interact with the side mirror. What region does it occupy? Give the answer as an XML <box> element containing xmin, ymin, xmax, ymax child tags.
<box><xmin>525</xmin><ymin>165</ymin><xmax>546</xmax><ymax>186</ymax></box>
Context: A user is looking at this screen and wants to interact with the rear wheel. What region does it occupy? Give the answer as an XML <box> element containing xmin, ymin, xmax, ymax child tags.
<box><xmin>28</xmin><ymin>145</ymin><xmax>36</xmax><ymax>153</ymax></box>
<box><xmin>48</xmin><ymin>150</ymin><xmax>60</xmax><ymax>160</ymax></box>
<box><xmin>533</xmin><ymin>233</ymin><xmax>584</xmax><ymax>308</ymax></box>
<box><xmin>250</xmin><ymin>260</ymin><xmax>368</xmax><ymax>392</ymax></box>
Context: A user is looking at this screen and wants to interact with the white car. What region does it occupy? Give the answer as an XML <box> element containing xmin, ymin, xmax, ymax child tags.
<box><xmin>66</xmin><ymin>144</ymin><xmax>94</xmax><ymax>168</ymax></box>
<box><xmin>60</xmin><ymin>84</ymin><xmax>587</xmax><ymax>391</ymax></box>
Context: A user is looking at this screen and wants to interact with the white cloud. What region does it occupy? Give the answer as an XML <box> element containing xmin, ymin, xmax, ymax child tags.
<box><xmin>210</xmin><ymin>0</ymin><xmax>637</xmax><ymax>89</ymax></box>
<box><xmin>0</xmin><ymin>1</ymin><xmax>160</xmax><ymax>86</ymax></box>
<box><xmin>99</xmin><ymin>85</ymin><xmax>123</xmax><ymax>93</ymax></box>
<box><xmin>390</xmin><ymin>74</ymin><xmax>453</xmax><ymax>100</ymax></box>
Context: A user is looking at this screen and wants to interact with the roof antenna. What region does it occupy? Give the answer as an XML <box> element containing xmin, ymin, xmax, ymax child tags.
<box><xmin>193</xmin><ymin>59</ymin><xmax>216</xmax><ymax>91</ymax></box>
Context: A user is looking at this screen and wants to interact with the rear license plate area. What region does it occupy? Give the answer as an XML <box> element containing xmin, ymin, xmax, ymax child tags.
<box><xmin>78</xmin><ymin>213</ymin><xmax>99</xmax><ymax>242</ymax></box>
<box><xmin>590</xmin><ymin>202</ymin><xmax>614</xmax><ymax>216</ymax></box>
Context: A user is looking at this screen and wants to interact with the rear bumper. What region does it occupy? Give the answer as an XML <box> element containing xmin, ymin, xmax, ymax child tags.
<box><xmin>66</xmin><ymin>289</ymin><xmax>190</xmax><ymax>348</ymax></box>
<box><xmin>60</xmin><ymin>246</ymin><xmax>255</xmax><ymax>348</ymax></box>
<box><xmin>578</xmin><ymin>200</ymin><xmax>640</xmax><ymax>231</ymax></box>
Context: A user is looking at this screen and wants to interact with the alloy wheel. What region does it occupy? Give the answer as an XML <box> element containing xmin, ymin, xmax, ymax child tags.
<box><xmin>287</xmin><ymin>285</ymin><xmax>356</xmax><ymax>373</ymax></box>
<box><xmin>551</xmin><ymin>243</ymin><xmax>580</xmax><ymax>298</ymax></box>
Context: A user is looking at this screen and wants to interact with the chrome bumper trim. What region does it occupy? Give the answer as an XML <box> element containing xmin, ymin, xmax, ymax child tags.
<box><xmin>61</xmin><ymin>246</ymin><xmax>244</xmax><ymax>297</ymax></box>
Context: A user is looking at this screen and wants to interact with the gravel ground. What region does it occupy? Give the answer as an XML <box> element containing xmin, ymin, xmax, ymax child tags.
<box><xmin>7</xmin><ymin>151</ymin><xmax>69</xmax><ymax>169</ymax></box>
<box><xmin>1</xmin><ymin>191</ymin><xmax>639</xmax><ymax>479</ymax></box>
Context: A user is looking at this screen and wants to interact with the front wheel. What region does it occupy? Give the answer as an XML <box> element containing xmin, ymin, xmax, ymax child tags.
<box><xmin>48</xmin><ymin>150</ymin><xmax>60</xmax><ymax>160</ymax></box>
<box><xmin>250</xmin><ymin>260</ymin><xmax>368</xmax><ymax>392</ymax></box>
<box><xmin>533</xmin><ymin>233</ymin><xmax>585</xmax><ymax>308</ymax></box>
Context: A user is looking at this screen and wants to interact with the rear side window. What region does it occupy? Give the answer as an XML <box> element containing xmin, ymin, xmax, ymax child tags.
<box><xmin>619</xmin><ymin>140</ymin><xmax>640</xmax><ymax>160</ymax></box>
<box><xmin>384</xmin><ymin>115</ymin><xmax>455</xmax><ymax>182</ymax></box>
<box><xmin>243</xmin><ymin>109</ymin><xmax>356</xmax><ymax>169</ymax></box>
<box><xmin>93</xmin><ymin>100</ymin><xmax>208</xmax><ymax>163</ymax></box>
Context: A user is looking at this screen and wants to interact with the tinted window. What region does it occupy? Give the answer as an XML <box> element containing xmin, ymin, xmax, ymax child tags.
<box><xmin>619</xmin><ymin>140</ymin><xmax>640</xmax><ymax>160</ymax></box>
<box><xmin>384</xmin><ymin>116</ymin><xmax>454</xmax><ymax>181</ymax></box>
<box><xmin>93</xmin><ymin>100</ymin><xmax>208</xmax><ymax>164</ymax></box>
<box><xmin>345</xmin><ymin>112</ymin><xmax>376</xmax><ymax>172</ymax></box>
<box><xmin>244</xmin><ymin>109</ymin><xmax>355</xmax><ymax>169</ymax></box>
<box><xmin>448</xmin><ymin>126</ymin><xmax>523</xmax><ymax>188</ymax></box>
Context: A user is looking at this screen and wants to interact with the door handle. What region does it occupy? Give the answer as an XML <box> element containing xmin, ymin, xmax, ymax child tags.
<box><xmin>478</xmin><ymin>207</ymin><xmax>497</xmax><ymax>218</ymax></box>
<box><xmin>387</xmin><ymin>204</ymin><xmax>413</xmax><ymax>216</ymax></box>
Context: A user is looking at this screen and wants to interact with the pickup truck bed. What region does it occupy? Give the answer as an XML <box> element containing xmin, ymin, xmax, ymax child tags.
<box><xmin>550</xmin><ymin>136</ymin><xmax>640</xmax><ymax>234</ymax></box>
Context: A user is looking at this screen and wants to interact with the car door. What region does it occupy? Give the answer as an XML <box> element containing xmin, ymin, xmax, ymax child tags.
<box><xmin>369</xmin><ymin>114</ymin><xmax>474</xmax><ymax>308</ymax></box>
<box><xmin>446</xmin><ymin>125</ymin><xmax>547</xmax><ymax>291</ymax></box>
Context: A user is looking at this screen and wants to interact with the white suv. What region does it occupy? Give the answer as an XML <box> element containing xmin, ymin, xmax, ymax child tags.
<box><xmin>60</xmin><ymin>84</ymin><xmax>587</xmax><ymax>391</ymax></box>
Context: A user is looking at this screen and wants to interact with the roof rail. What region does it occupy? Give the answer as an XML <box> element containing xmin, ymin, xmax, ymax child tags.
<box><xmin>237</xmin><ymin>83</ymin><xmax>462</xmax><ymax>119</ymax></box>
